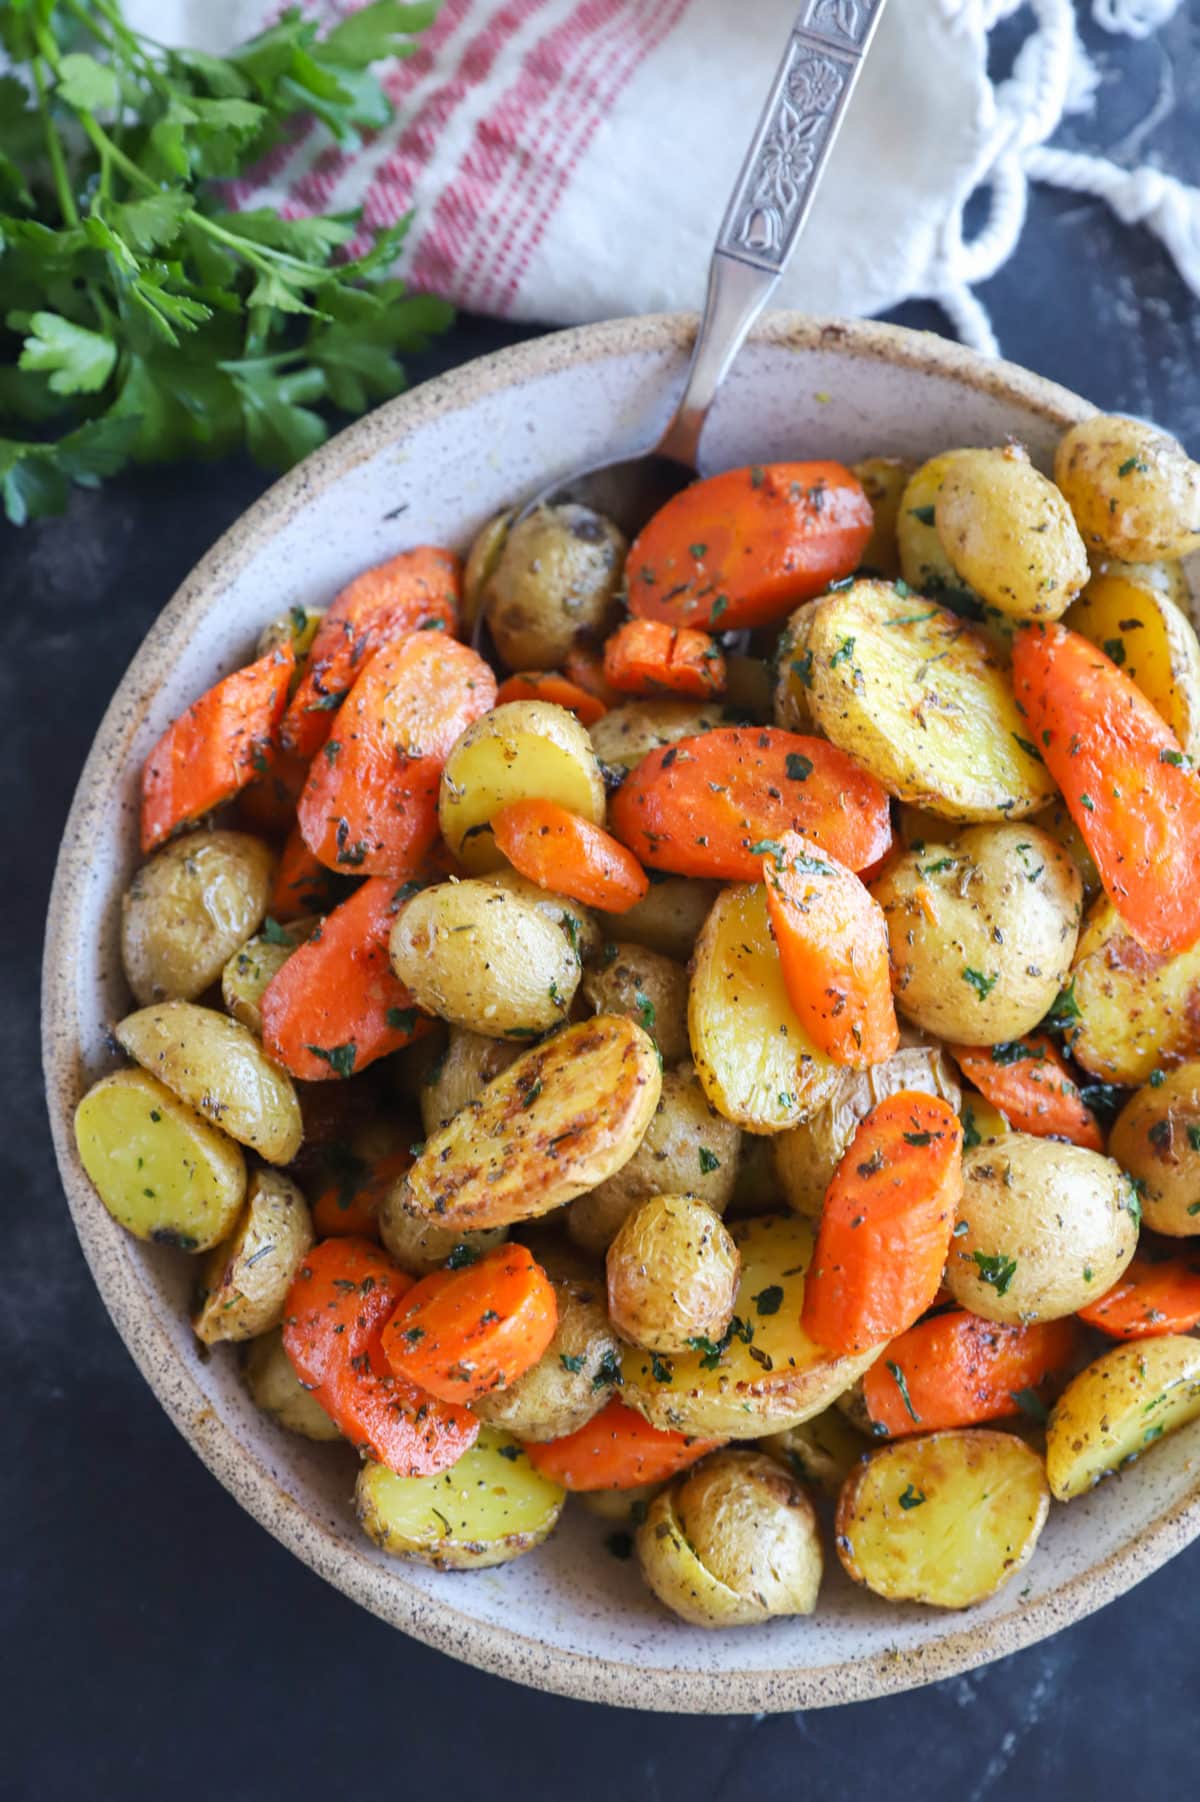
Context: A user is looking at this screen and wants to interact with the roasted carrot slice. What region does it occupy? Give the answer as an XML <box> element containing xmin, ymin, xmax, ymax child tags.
<box><xmin>312</xmin><ymin>1134</ymin><xmax>415</xmax><ymax>1240</ymax></box>
<box><xmin>261</xmin><ymin>875</ymin><xmax>432</xmax><ymax>1081</ymax></box>
<box><xmin>524</xmin><ymin>1398</ymin><xmax>722</xmax><ymax>1490</ymax></box>
<box><xmin>382</xmin><ymin>1243</ymin><xmax>557</xmax><ymax>1403</ymax></box>
<box><xmin>1077</xmin><ymin>1242</ymin><xmax>1200</xmax><ymax>1339</ymax></box>
<box><xmin>762</xmin><ymin>832</ymin><xmax>898</xmax><ymax>1067</ymax></box>
<box><xmin>268</xmin><ymin>824</ymin><xmax>348</xmax><ymax>920</ymax></box>
<box><xmin>627</xmin><ymin>461</ymin><xmax>872</xmax><ymax>632</ymax></box>
<box><xmin>950</xmin><ymin>1036</ymin><xmax>1104</xmax><ymax>1151</ymax></box>
<box><xmin>237</xmin><ymin>741</ymin><xmax>311</xmax><ymax>839</ymax></box>
<box><xmin>492</xmin><ymin>799</ymin><xmax>649</xmax><ymax>912</ymax></box>
<box><xmin>564</xmin><ymin>644</ymin><xmax>621</xmax><ymax>706</ymax></box>
<box><xmin>608</xmin><ymin>726</ymin><xmax>892</xmax><ymax>881</ymax></box>
<box><xmin>602</xmin><ymin>619</ymin><xmax>726</xmax><ymax>698</ymax></box>
<box><xmin>802</xmin><ymin>1093</ymin><xmax>963</xmax><ymax>1356</ymax></box>
<box><xmin>861</xmin><ymin>1309</ymin><xmax>1080</xmax><ymax>1436</ymax></box>
<box><xmin>495</xmin><ymin>670</ymin><xmax>608</xmax><ymax>726</ymax></box>
<box><xmin>281</xmin><ymin>548</ymin><xmax>460</xmax><ymax>760</ymax></box>
<box><xmin>1013</xmin><ymin>622</ymin><xmax>1200</xmax><ymax>956</ymax></box>
<box><xmin>141</xmin><ymin>644</ymin><xmax>294</xmax><ymax>852</ymax></box>
<box><xmin>282</xmin><ymin>1238</ymin><xmax>476</xmax><ymax>1474</ymax></box>
<box><xmin>296</xmin><ymin>632</ymin><xmax>496</xmax><ymax>877</ymax></box>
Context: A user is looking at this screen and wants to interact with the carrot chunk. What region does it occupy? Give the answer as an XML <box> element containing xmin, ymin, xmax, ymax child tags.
<box><xmin>1077</xmin><ymin>1242</ymin><xmax>1200</xmax><ymax>1340</ymax></box>
<box><xmin>524</xmin><ymin>1398</ymin><xmax>722</xmax><ymax>1490</ymax></box>
<box><xmin>950</xmin><ymin>1036</ymin><xmax>1104</xmax><ymax>1151</ymax></box>
<box><xmin>602</xmin><ymin>619</ymin><xmax>726</xmax><ymax>698</ymax></box>
<box><xmin>268</xmin><ymin>824</ymin><xmax>347</xmax><ymax>920</ymax></box>
<box><xmin>382</xmin><ymin>1243</ymin><xmax>557</xmax><ymax>1403</ymax></box>
<box><xmin>564</xmin><ymin>644</ymin><xmax>621</xmax><ymax>706</ymax></box>
<box><xmin>861</xmin><ymin>1309</ymin><xmax>1080</xmax><ymax>1436</ymax></box>
<box><xmin>495</xmin><ymin>670</ymin><xmax>608</xmax><ymax>726</ymax></box>
<box><xmin>492</xmin><ymin>799</ymin><xmax>649</xmax><ymax>912</ymax></box>
<box><xmin>312</xmin><ymin>1139</ymin><xmax>415</xmax><ymax>1241</ymax></box>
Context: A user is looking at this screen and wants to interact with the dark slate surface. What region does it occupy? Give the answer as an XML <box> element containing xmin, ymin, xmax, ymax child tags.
<box><xmin>6</xmin><ymin>19</ymin><xmax>1200</xmax><ymax>1797</ymax></box>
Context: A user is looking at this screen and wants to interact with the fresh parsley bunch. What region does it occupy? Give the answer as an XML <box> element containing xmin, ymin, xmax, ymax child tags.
<box><xmin>0</xmin><ymin>0</ymin><xmax>452</xmax><ymax>525</ymax></box>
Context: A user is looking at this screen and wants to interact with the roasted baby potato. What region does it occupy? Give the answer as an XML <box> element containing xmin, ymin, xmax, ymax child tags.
<box><xmin>853</xmin><ymin>456</ymin><xmax>913</xmax><ymax>579</ymax></box>
<box><xmin>438</xmin><ymin>699</ymin><xmax>606</xmax><ymax>872</ymax></box>
<box><xmin>193</xmin><ymin>1169</ymin><xmax>313</xmax><ymax>1345</ymax></box>
<box><xmin>462</xmin><ymin>508</ymin><xmax>514</xmax><ymax>631</ymax></box>
<box><xmin>399</xmin><ymin>1015</ymin><xmax>662</xmax><ymax>1231</ymax></box>
<box><xmin>242</xmin><ymin>1326</ymin><xmax>341</xmax><ymax>1440</ymax></box>
<box><xmin>946</xmin><ymin>1135</ymin><xmax>1138</xmax><ymax>1324</ymax></box>
<box><xmin>637</xmin><ymin>1450</ymin><xmax>822</xmax><ymax>1627</ymax></box>
<box><xmin>1034</xmin><ymin>798</ymin><xmax>1102</xmax><ymax>908</ymax></box>
<box><xmin>587</xmin><ymin>698</ymin><xmax>726</xmax><ymax>772</ymax></box>
<box><xmin>805</xmin><ymin>582</ymin><xmax>1055</xmax><ymax>818</ymax></box>
<box><xmin>762</xmin><ymin>1406</ymin><xmax>867</xmax><ymax>1497</ymax></box>
<box><xmin>122</xmin><ymin>829</ymin><xmax>275</xmax><ymax>1005</ymax></box>
<box><xmin>772</xmin><ymin>1035</ymin><xmax>961</xmax><ymax>1217</ymax></box>
<box><xmin>74</xmin><ymin>1066</ymin><xmax>246</xmax><ymax>1251</ymax></box>
<box><xmin>1045</xmin><ymin>1335</ymin><xmax>1200</xmax><ymax>1500</ymax></box>
<box><xmin>934</xmin><ymin>445</ymin><xmax>1087</xmax><ymax>620</ymax></box>
<box><xmin>482</xmin><ymin>867</ymin><xmax>603</xmax><ymax>963</ymax></box>
<box><xmin>114</xmin><ymin>1001</ymin><xmax>303</xmax><ymax>1165</ymax></box>
<box><xmin>959</xmin><ymin>1090</ymin><xmax>1011</xmax><ymax>1148</ymax></box>
<box><xmin>356</xmin><ymin>1428</ymin><xmax>566</xmax><ymax>1569</ymax></box>
<box><xmin>771</xmin><ymin>600</ymin><xmax>820</xmax><ymax>733</ymax></box>
<box><xmin>1068</xmin><ymin>896</ymin><xmax>1200</xmax><ymax>1085</ymax></box>
<box><xmin>689</xmin><ymin>882</ymin><xmax>839</xmax><ymax>1133</ymax></box>
<box><xmin>568</xmin><ymin>1063</ymin><xmax>740</xmax><ymax>1254</ymax></box>
<box><xmin>389</xmin><ymin>878</ymin><xmax>581</xmax><ymax>1040</ymax></box>
<box><xmin>473</xmin><ymin>1269</ymin><xmax>621</xmax><ymax>1440</ymax></box>
<box><xmin>377</xmin><ymin>1184</ymin><xmax>507</xmax><ymax>1276</ymax></box>
<box><xmin>257</xmin><ymin>603</ymin><xmax>324</xmax><ymax>667</ymax></box>
<box><xmin>1054</xmin><ymin>415</ymin><xmax>1200</xmax><ymax>562</ymax></box>
<box><xmin>836</xmin><ymin>1429</ymin><xmax>1049</xmax><ymax>1607</ymax></box>
<box><xmin>221</xmin><ymin>913</ymin><xmax>320</xmax><ymax>1036</ymax></box>
<box><xmin>896</xmin><ymin>452</ymin><xmax>978</xmax><ymax>602</ymax></box>
<box><xmin>606</xmin><ymin>1194</ymin><xmax>740</xmax><ymax>1352</ymax></box>
<box><xmin>481</xmin><ymin>502</ymin><xmax>627</xmax><ymax>669</ymax></box>
<box><xmin>1065</xmin><ymin>564</ymin><xmax>1200</xmax><ymax>756</ymax></box>
<box><xmin>582</xmin><ymin>942</ymin><xmax>690</xmax><ymax>1066</ymax></box>
<box><xmin>871</xmin><ymin>824</ymin><xmax>1082</xmax><ymax>1044</ymax></box>
<box><xmin>621</xmin><ymin>1213</ymin><xmax>880</xmax><ymax>1437</ymax></box>
<box><xmin>597</xmin><ymin>876</ymin><xmax>720</xmax><ymax>963</ymax></box>
<box><xmin>1108</xmin><ymin>1064</ymin><xmax>1200</xmax><ymax>1236</ymax></box>
<box><xmin>419</xmin><ymin>1028</ymin><xmax>522</xmax><ymax>1135</ymax></box>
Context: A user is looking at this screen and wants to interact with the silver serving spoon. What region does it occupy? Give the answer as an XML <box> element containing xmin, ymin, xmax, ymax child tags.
<box><xmin>520</xmin><ymin>0</ymin><xmax>890</xmax><ymax>536</ymax></box>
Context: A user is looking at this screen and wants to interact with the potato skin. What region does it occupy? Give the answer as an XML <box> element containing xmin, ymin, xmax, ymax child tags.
<box><xmin>462</xmin><ymin>508</ymin><xmax>514</xmax><ymax>631</ymax></box>
<box><xmin>1108</xmin><ymin>1064</ymin><xmax>1200</xmax><ymax>1236</ymax></box>
<box><xmin>1054</xmin><ymin>415</ymin><xmax>1200</xmax><ymax>562</ymax></box>
<box><xmin>221</xmin><ymin>913</ymin><xmax>320</xmax><ymax>1036</ymax></box>
<box><xmin>439</xmin><ymin>699</ymin><xmax>606</xmax><ymax>872</ymax></box>
<box><xmin>473</xmin><ymin>1270</ymin><xmax>621</xmax><ymax>1439</ymax></box>
<box><xmin>1046</xmin><ymin>1335</ymin><xmax>1200</xmax><ymax>1500</ymax></box>
<box><xmin>377</xmin><ymin>1185</ymin><xmax>507</xmax><ymax>1276</ymax></box>
<box><xmin>935</xmin><ymin>445</ymin><xmax>1087</xmax><ymax>621</ymax></box>
<box><xmin>582</xmin><ymin>943</ymin><xmax>690</xmax><ymax>1066</ymax></box>
<box><xmin>481</xmin><ymin>502</ymin><xmax>626</xmax><ymax>668</ymax></box>
<box><xmin>568</xmin><ymin>1063</ymin><xmax>740</xmax><ymax>1254</ymax></box>
<box><xmin>606</xmin><ymin>1194</ymin><xmax>740</xmax><ymax>1352</ymax></box>
<box><xmin>193</xmin><ymin>1169</ymin><xmax>314</xmax><ymax>1345</ymax></box>
<box><xmin>946</xmin><ymin>1135</ymin><xmax>1138</xmax><ymax>1324</ymax></box>
<box><xmin>242</xmin><ymin>1326</ymin><xmax>341</xmax><ymax>1440</ymax></box>
<box><xmin>588</xmin><ymin>699</ymin><xmax>726</xmax><ymax>772</ymax></box>
<box><xmin>852</xmin><ymin>456</ymin><xmax>913</xmax><ymax>579</ymax></box>
<box><xmin>389</xmin><ymin>879</ymin><xmax>581</xmax><ymax>1039</ymax></box>
<box><xmin>597</xmin><ymin>876</ymin><xmax>720</xmax><ymax>963</ymax></box>
<box><xmin>871</xmin><ymin>824</ymin><xmax>1081</xmax><ymax>1044</ymax></box>
<box><xmin>122</xmin><ymin>830</ymin><xmax>275</xmax><ymax>1005</ymax></box>
<box><xmin>356</xmin><ymin>1428</ymin><xmax>566</xmax><ymax>1570</ymax></box>
<box><xmin>1065</xmin><ymin>564</ymin><xmax>1200</xmax><ymax>758</ymax></box>
<box><xmin>1067</xmin><ymin>896</ymin><xmax>1200</xmax><ymax>1085</ymax></box>
<box><xmin>762</xmin><ymin>1407</ymin><xmax>866</xmax><ymax>1498</ymax></box>
<box><xmin>482</xmin><ymin>868</ymin><xmax>602</xmax><ymax>963</ymax></box>
<box><xmin>772</xmin><ymin>600</ymin><xmax>821</xmax><ymax>733</ymax></box>
<box><xmin>419</xmin><ymin>1028</ymin><xmax>522</xmax><ymax>1134</ymax></box>
<box><xmin>896</xmin><ymin>452</ymin><xmax>972</xmax><ymax>599</ymax></box>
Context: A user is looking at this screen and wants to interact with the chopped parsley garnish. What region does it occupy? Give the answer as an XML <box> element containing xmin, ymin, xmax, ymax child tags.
<box><xmin>886</xmin><ymin>1360</ymin><xmax>920</xmax><ymax>1423</ymax></box>
<box><xmin>829</xmin><ymin>635</ymin><xmax>857</xmax><ymax>669</ymax></box>
<box><xmin>908</xmin><ymin>504</ymin><xmax>936</xmax><ymax>526</ymax></box>
<box><xmin>751</xmin><ymin>1284</ymin><xmax>784</xmax><ymax>1316</ymax></box>
<box><xmin>790</xmin><ymin>649</ymin><xmax>815</xmax><ymax>689</ymax></box>
<box><xmin>972</xmin><ymin>1250</ymin><xmax>1017</xmax><ymax>1296</ymax></box>
<box><xmin>991</xmin><ymin>1041</ymin><xmax>1044</xmax><ymax>1066</ymax></box>
<box><xmin>304</xmin><ymin>1040</ymin><xmax>356</xmax><ymax>1078</ymax></box>
<box><xmin>1013</xmin><ymin>734</ymin><xmax>1044</xmax><ymax>762</ymax></box>
<box><xmin>903</xmin><ymin>1131</ymin><xmax>933</xmax><ymax>1146</ymax></box>
<box><xmin>260</xmin><ymin>916</ymin><xmax>294</xmax><ymax>946</ymax></box>
<box><xmin>898</xmin><ymin>1483</ymin><xmax>926</xmax><ymax>1509</ymax></box>
<box><xmin>445</xmin><ymin>1243</ymin><xmax>481</xmax><ymax>1271</ymax></box>
<box><xmin>698</xmin><ymin>1147</ymin><xmax>721</xmax><ymax>1175</ymax></box>
<box><xmin>559</xmin><ymin>1352</ymin><xmax>587</xmax><ymax>1374</ymax></box>
<box><xmin>961</xmin><ymin>1107</ymin><xmax>981</xmax><ymax>1151</ymax></box>
<box><xmin>785</xmin><ymin>752</ymin><xmax>814</xmax><ymax>782</ymax></box>
<box><xmin>1103</xmin><ymin>638</ymin><xmax>1126</xmax><ymax>667</ymax></box>
<box><xmin>385</xmin><ymin>1008</ymin><xmax>418</xmax><ymax>1033</ymax></box>
<box><xmin>962</xmin><ymin>967</ymin><xmax>998</xmax><ymax>1000</ymax></box>
<box><xmin>1118</xmin><ymin>456</ymin><xmax>1149</xmax><ymax>477</ymax></box>
<box><xmin>634</xmin><ymin>991</ymin><xmax>656</xmax><ymax>1037</ymax></box>
<box><xmin>1010</xmin><ymin>1388</ymin><xmax>1049</xmax><ymax>1424</ymax></box>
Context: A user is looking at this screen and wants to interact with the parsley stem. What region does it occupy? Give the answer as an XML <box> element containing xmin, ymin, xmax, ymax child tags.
<box><xmin>31</xmin><ymin>57</ymin><xmax>79</xmax><ymax>228</ymax></box>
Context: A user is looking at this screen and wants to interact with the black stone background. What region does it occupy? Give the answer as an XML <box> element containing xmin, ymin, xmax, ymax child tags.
<box><xmin>4</xmin><ymin>10</ymin><xmax>1199</xmax><ymax>1798</ymax></box>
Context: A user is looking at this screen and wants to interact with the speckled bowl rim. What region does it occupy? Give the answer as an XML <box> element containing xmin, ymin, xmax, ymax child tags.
<box><xmin>42</xmin><ymin>313</ymin><xmax>1200</xmax><ymax>1713</ymax></box>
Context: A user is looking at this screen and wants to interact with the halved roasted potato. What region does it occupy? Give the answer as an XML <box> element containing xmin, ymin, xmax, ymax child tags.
<box><xmin>377</xmin><ymin>1186</ymin><xmax>508</xmax><ymax>1276</ymax></box>
<box><xmin>356</xmin><ymin>1428</ymin><xmax>566</xmax><ymax>1568</ymax></box>
<box><xmin>588</xmin><ymin>699</ymin><xmax>726</xmax><ymax>772</ymax></box>
<box><xmin>853</xmin><ymin>456</ymin><xmax>913</xmax><ymax>579</ymax></box>
<box><xmin>242</xmin><ymin>1326</ymin><xmax>341</xmax><ymax>1440</ymax></box>
<box><xmin>122</xmin><ymin>829</ymin><xmax>275</xmax><ymax>1006</ymax></box>
<box><xmin>438</xmin><ymin>700</ymin><xmax>605</xmax><ymax>871</ymax></box>
<box><xmin>257</xmin><ymin>603</ymin><xmax>324</xmax><ymax>665</ymax></box>
<box><xmin>221</xmin><ymin>914</ymin><xmax>320</xmax><ymax>1036</ymax></box>
<box><xmin>419</xmin><ymin>1028</ymin><xmax>522</xmax><ymax>1135</ymax></box>
<box><xmin>606</xmin><ymin>1194</ymin><xmax>740</xmax><ymax>1353</ymax></box>
<box><xmin>1046</xmin><ymin>1335</ymin><xmax>1200</xmax><ymax>1500</ymax></box>
<box><xmin>193</xmin><ymin>1169</ymin><xmax>314</xmax><ymax>1345</ymax></box>
<box><xmin>473</xmin><ymin>1269</ymin><xmax>621</xmax><ymax>1440</ymax></box>
<box><xmin>896</xmin><ymin>452</ymin><xmax>973</xmax><ymax>599</ymax></box>
<box><xmin>582</xmin><ymin>943</ymin><xmax>690</xmax><ymax>1066</ymax></box>
<box><xmin>1068</xmin><ymin>896</ymin><xmax>1200</xmax><ymax>1085</ymax></box>
<box><xmin>772</xmin><ymin>600</ymin><xmax>821</xmax><ymax>733</ymax></box>
<box><xmin>934</xmin><ymin>445</ymin><xmax>1087</xmax><ymax>621</ymax></box>
<box><xmin>1066</xmin><ymin>564</ymin><xmax>1200</xmax><ymax>755</ymax></box>
<box><xmin>1054</xmin><ymin>415</ymin><xmax>1200</xmax><ymax>562</ymax></box>
<box><xmin>1108</xmin><ymin>1064</ymin><xmax>1200</xmax><ymax>1236</ymax></box>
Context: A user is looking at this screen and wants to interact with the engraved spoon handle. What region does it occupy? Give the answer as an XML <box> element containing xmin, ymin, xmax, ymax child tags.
<box><xmin>657</xmin><ymin>0</ymin><xmax>889</xmax><ymax>467</ymax></box>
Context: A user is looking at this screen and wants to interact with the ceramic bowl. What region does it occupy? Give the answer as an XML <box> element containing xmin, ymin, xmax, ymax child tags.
<box><xmin>43</xmin><ymin>315</ymin><xmax>1200</xmax><ymax>1713</ymax></box>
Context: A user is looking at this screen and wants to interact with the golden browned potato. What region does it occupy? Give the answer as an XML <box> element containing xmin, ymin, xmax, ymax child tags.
<box><xmin>122</xmin><ymin>830</ymin><xmax>275</xmax><ymax>1005</ymax></box>
<box><xmin>1108</xmin><ymin>1065</ymin><xmax>1200</xmax><ymax>1236</ymax></box>
<box><xmin>1046</xmin><ymin>1335</ymin><xmax>1200</xmax><ymax>1500</ymax></box>
<box><xmin>398</xmin><ymin>1015</ymin><xmax>662</xmax><ymax>1231</ymax></box>
<box><xmin>1068</xmin><ymin>896</ymin><xmax>1200</xmax><ymax>1084</ymax></box>
<box><xmin>1065</xmin><ymin>563</ymin><xmax>1200</xmax><ymax>756</ymax></box>
<box><xmin>482</xmin><ymin>867</ymin><xmax>603</xmax><ymax>963</ymax></box>
<box><xmin>377</xmin><ymin>1184</ymin><xmax>507</xmax><ymax>1276</ymax></box>
<box><xmin>389</xmin><ymin>879</ymin><xmax>581</xmax><ymax>1040</ymax></box>
<box><xmin>419</xmin><ymin>1028</ymin><xmax>522</xmax><ymax>1135</ymax></box>
<box><xmin>462</xmin><ymin>508</ymin><xmax>514</xmax><ymax>631</ymax></box>
<box><xmin>771</xmin><ymin>600</ymin><xmax>821</xmax><ymax>733</ymax></box>
<box><xmin>356</xmin><ymin>1429</ymin><xmax>566</xmax><ymax>1569</ymax></box>
<box><xmin>74</xmin><ymin>1066</ymin><xmax>246</xmax><ymax>1251</ymax></box>
<box><xmin>636</xmin><ymin>1450</ymin><xmax>822</xmax><ymax>1627</ymax></box>
<box><xmin>958</xmin><ymin>1090</ymin><xmax>1011</xmax><ymax>1149</ymax></box>
<box><xmin>439</xmin><ymin>700</ymin><xmax>606</xmax><ymax>872</ymax></box>
<box><xmin>871</xmin><ymin>824</ymin><xmax>1082</xmax><ymax>1044</ymax></box>
<box><xmin>193</xmin><ymin>1169</ymin><xmax>313</xmax><ymax>1345</ymax></box>
<box><xmin>762</xmin><ymin>1406</ymin><xmax>867</xmax><ymax>1497</ymax></box>
<box><xmin>481</xmin><ymin>503</ymin><xmax>626</xmax><ymax>669</ymax></box>
<box><xmin>934</xmin><ymin>445</ymin><xmax>1088</xmax><ymax>620</ymax></box>
<box><xmin>113</xmin><ymin>1001</ymin><xmax>303</xmax><ymax>1164</ymax></box>
<box><xmin>689</xmin><ymin>883</ymin><xmax>839</xmax><ymax>1133</ymax></box>
<box><xmin>587</xmin><ymin>699</ymin><xmax>726</xmax><ymax>772</ymax></box>
<box><xmin>1055</xmin><ymin>415</ymin><xmax>1200</xmax><ymax>562</ymax></box>
<box><xmin>221</xmin><ymin>914</ymin><xmax>320</xmax><ymax>1036</ymax></box>
<box><xmin>582</xmin><ymin>943</ymin><xmax>689</xmax><ymax>1066</ymax></box>
<box><xmin>606</xmin><ymin>1194</ymin><xmax>740</xmax><ymax>1352</ymax></box>
<box><xmin>805</xmin><ymin>582</ymin><xmax>1055</xmax><ymax>818</ymax></box>
<box><xmin>772</xmin><ymin>1035</ymin><xmax>961</xmax><ymax>1217</ymax></box>
<box><xmin>836</xmin><ymin>1429</ymin><xmax>1049</xmax><ymax>1607</ymax></box>
<box><xmin>896</xmin><ymin>452</ymin><xmax>974</xmax><ymax>599</ymax></box>
<box><xmin>945</xmin><ymin>1135</ymin><xmax>1138</xmax><ymax>1324</ymax></box>
<box><xmin>597</xmin><ymin>876</ymin><xmax>720</xmax><ymax>963</ymax></box>
<box><xmin>242</xmin><ymin>1327</ymin><xmax>341</xmax><ymax>1440</ymax></box>
<box><xmin>473</xmin><ymin>1269</ymin><xmax>621</xmax><ymax>1439</ymax></box>
<box><xmin>256</xmin><ymin>603</ymin><xmax>324</xmax><ymax>667</ymax></box>
<box><xmin>853</xmin><ymin>456</ymin><xmax>914</xmax><ymax>578</ymax></box>
<box><xmin>568</xmin><ymin>1063</ymin><xmax>740</xmax><ymax>1254</ymax></box>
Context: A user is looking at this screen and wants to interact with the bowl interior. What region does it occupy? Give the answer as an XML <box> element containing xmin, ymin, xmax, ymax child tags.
<box><xmin>43</xmin><ymin>316</ymin><xmax>1200</xmax><ymax>1713</ymax></box>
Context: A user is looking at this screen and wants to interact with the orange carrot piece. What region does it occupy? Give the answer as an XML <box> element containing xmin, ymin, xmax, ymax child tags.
<box><xmin>802</xmin><ymin>1093</ymin><xmax>963</xmax><ymax>1356</ymax></box>
<box><xmin>1077</xmin><ymin>1242</ymin><xmax>1200</xmax><ymax>1339</ymax></box>
<box><xmin>492</xmin><ymin>799</ymin><xmax>650</xmax><ymax>912</ymax></box>
<box><xmin>602</xmin><ymin>619</ymin><xmax>727</xmax><ymax>699</ymax></box>
<box><xmin>382</xmin><ymin>1243</ymin><xmax>558</xmax><ymax>1403</ymax></box>
<box><xmin>261</xmin><ymin>875</ymin><xmax>432</xmax><ymax>1081</ymax></box>
<box><xmin>495</xmin><ymin>670</ymin><xmax>608</xmax><ymax>726</ymax></box>
<box><xmin>236</xmin><ymin>741</ymin><xmax>311</xmax><ymax>838</ymax></box>
<box><xmin>608</xmin><ymin>726</ymin><xmax>892</xmax><ymax>882</ymax></box>
<box><xmin>141</xmin><ymin>644</ymin><xmax>294</xmax><ymax>852</ymax></box>
<box><xmin>861</xmin><ymin>1309</ymin><xmax>1080</xmax><ymax>1436</ymax></box>
<box><xmin>950</xmin><ymin>1036</ymin><xmax>1104</xmax><ymax>1151</ymax></box>
<box><xmin>296</xmin><ymin>632</ymin><xmax>496</xmax><ymax>877</ymax></box>
<box><xmin>282</xmin><ymin>1238</ymin><xmax>476</xmax><ymax>1475</ymax></box>
<box><xmin>564</xmin><ymin>644</ymin><xmax>621</xmax><ymax>706</ymax></box>
<box><xmin>269</xmin><ymin>825</ymin><xmax>347</xmax><ymax>920</ymax></box>
<box><xmin>312</xmin><ymin>1143</ymin><xmax>414</xmax><ymax>1240</ymax></box>
<box><xmin>1013</xmin><ymin>622</ymin><xmax>1200</xmax><ymax>956</ymax></box>
<box><xmin>281</xmin><ymin>548</ymin><xmax>460</xmax><ymax>760</ymax></box>
<box><xmin>762</xmin><ymin>832</ymin><xmax>898</xmax><ymax>1068</ymax></box>
<box><xmin>524</xmin><ymin>1398</ymin><xmax>723</xmax><ymax>1491</ymax></box>
<box><xmin>627</xmin><ymin>461</ymin><xmax>872</xmax><ymax>632</ymax></box>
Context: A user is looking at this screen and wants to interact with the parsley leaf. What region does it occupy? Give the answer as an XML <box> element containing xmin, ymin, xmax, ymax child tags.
<box><xmin>304</xmin><ymin>1040</ymin><xmax>357</xmax><ymax>1078</ymax></box>
<box><xmin>972</xmin><ymin>1250</ymin><xmax>1018</xmax><ymax>1296</ymax></box>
